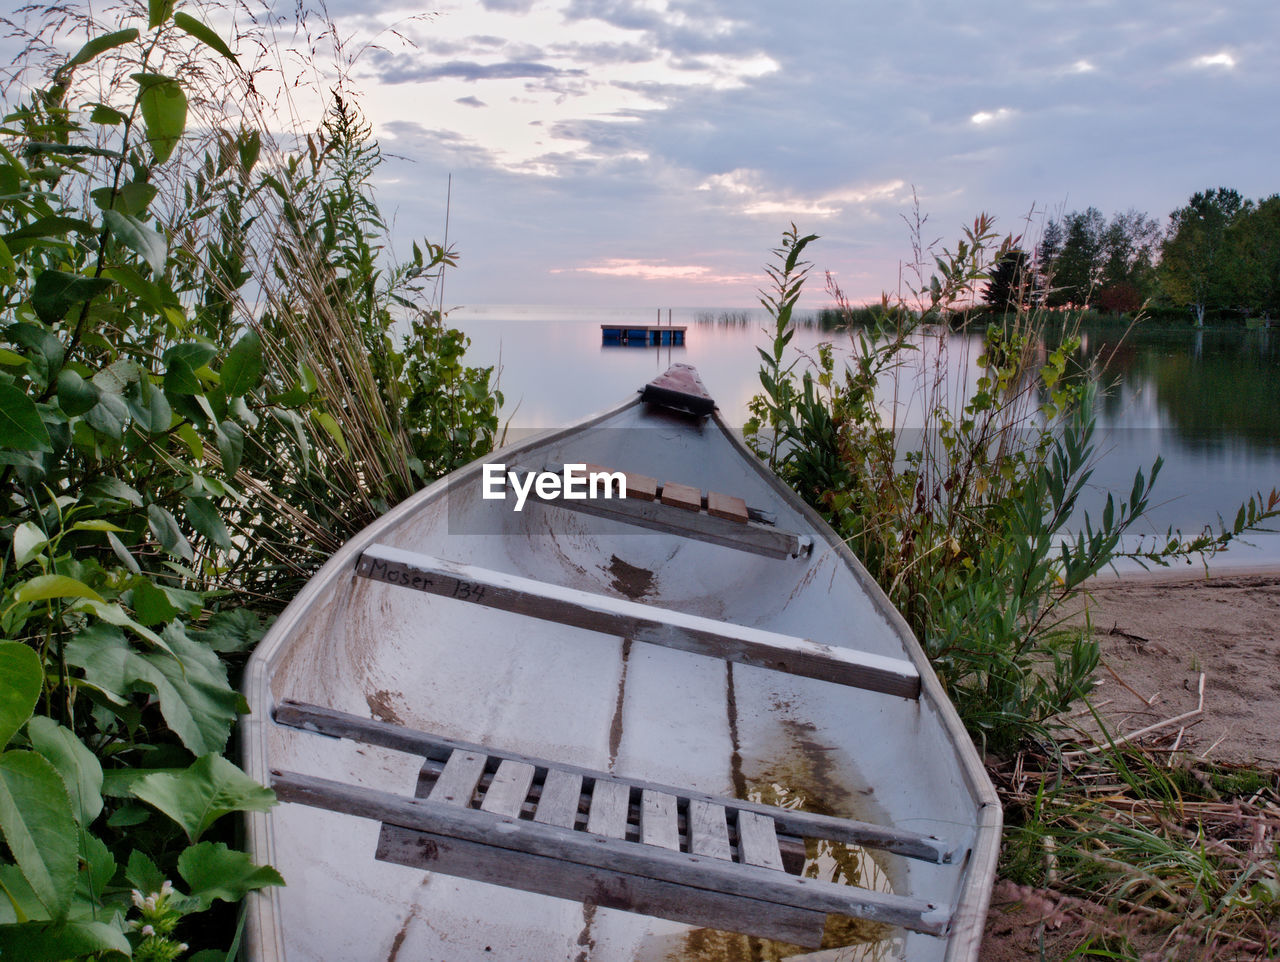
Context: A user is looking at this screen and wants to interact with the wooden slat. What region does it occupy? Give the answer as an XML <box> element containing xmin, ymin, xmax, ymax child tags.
<box><xmin>706</xmin><ymin>490</ymin><xmax>749</xmax><ymax>524</ymax></box>
<box><xmin>587</xmin><ymin>779</ymin><xmax>630</xmax><ymax>839</ymax></box>
<box><xmin>533</xmin><ymin>769</ymin><xmax>582</xmax><ymax>829</ymax></box>
<box><xmin>738</xmin><ymin>811</ymin><xmax>785</xmax><ymax>871</ymax></box>
<box><xmin>582</xmin><ymin>464</ymin><xmax>657</xmax><ymax>501</ymax></box>
<box><xmin>375</xmin><ymin>825</ymin><xmax>825</xmax><ymax>946</ymax></box>
<box><xmin>689</xmin><ymin>799</ymin><xmax>732</xmax><ymax>861</ymax></box>
<box><xmin>426</xmin><ymin>750</ymin><xmax>485</xmax><ymax>807</ymax></box>
<box><xmin>640</xmin><ymin>790</ymin><xmax>679</xmax><ymax>851</ymax></box>
<box><xmin>355</xmin><ymin>545</ymin><xmax>921</xmax><ymax>700</ymax></box>
<box><xmin>660</xmin><ymin>480</ymin><xmax>702</xmax><ymax>512</ymax></box>
<box><xmin>274</xmin><ymin>701</ymin><xmax>954</xmax><ymax>864</ymax></box>
<box><xmin>479</xmin><ymin>759</ymin><xmax>535</xmax><ymax>817</ymax></box>
<box><xmin>521</xmin><ymin>466</ymin><xmax>807</xmax><ymax>559</ymax></box>
<box><xmin>274</xmin><ymin>769</ymin><xmax>951</xmax><ymax>937</ymax></box>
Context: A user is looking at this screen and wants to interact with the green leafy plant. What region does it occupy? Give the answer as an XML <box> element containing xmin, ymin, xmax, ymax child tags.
<box><xmin>745</xmin><ymin>221</ymin><xmax>1280</xmax><ymax>754</ymax></box>
<box><xmin>0</xmin><ymin>2</ymin><xmax>501</xmax><ymax>956</ymax></box>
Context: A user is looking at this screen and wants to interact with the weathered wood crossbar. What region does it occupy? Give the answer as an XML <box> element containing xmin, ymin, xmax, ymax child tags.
<box><xmin>271</xmin><ymin>713</ymin><xmax>953</xmax><ymax>944</ymax></box>
<box><xmin>354</xmin><ymin>543</ymin><xmax>922</xmax><ymax>699</ymax></box>
<box><xmin>514</xmin><ymin>463</ymin><xmax>811</xmax><ymax>560</ymax></box>
<box><xmin>274</xmin><ymin>701</ymin><xmax>954</xmax><ymax>863</ymax></box>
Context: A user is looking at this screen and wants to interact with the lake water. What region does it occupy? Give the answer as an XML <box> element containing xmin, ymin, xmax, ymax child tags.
<box><xmin>453</xmin><ymin>305</ymin><xmax>1280</xmax><ymax>569</ymax></box>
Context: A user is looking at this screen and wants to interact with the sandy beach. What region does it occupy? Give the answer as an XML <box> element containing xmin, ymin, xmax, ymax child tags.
<box><xmin>1068</xmin><ymin>565</ymin><xmax>1280</xmax><ymax>768</ymax></box>
<box><xmin>982</xmin><ymin>565</ymin><xmax>1280</xmax><ymax>959</ymax></box>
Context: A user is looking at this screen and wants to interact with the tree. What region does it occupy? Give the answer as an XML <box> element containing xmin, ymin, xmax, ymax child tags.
<box><xmin>1049</xmin><ymin>208</ymin><xmax>1105</xmax><ymax>308</ymax></box>
<box><xmin>1160</xmin><ymin>187</ymin><xmax>1247</xmax><ymax>326</ymax></box>
<box><xmin>982</xmin><ymin>247</ymin><xmax>1032</xmax><ymax>311</ymax></box>
<box><xmin>1228</xmin><ymin>194</ymin><xmax>1280</xmax><ymax>320</ymax></box>
<box><xmin>1097</xmin><ymin>209</ymin><xmax>1162</xmax><ymax>313</ymax></box>
<box><xmin>1035</xmin><ymin>218</ymin><xmax>1064</xmax><ymax>297</ymax></box>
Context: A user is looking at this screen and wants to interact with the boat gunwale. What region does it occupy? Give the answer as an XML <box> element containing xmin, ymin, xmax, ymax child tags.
<box><xmin>241</xmin><ymin>389</ymin><xmax>1001</xmax><ymax>962</ymax></box>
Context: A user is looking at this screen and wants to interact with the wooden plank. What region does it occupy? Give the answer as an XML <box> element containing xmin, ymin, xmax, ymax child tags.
<box><xmin>738</xmin><ymin>811</ymin><xmax>785</xmax><ymax>871</ymax></box>
<box><xmin>587</xmin><ymin>778</ymin><xmax>631</xmax><ymax>839</ymax></box>
<box><xmin>479</xmin><ymin>759</ymin><xmax>535</xmax><ymax>817</ymax></box>
<box><xmin>274</xmin><ymin>769</ymin><xmax>951</xmax><ymax>936</ymax></box>
<box><xmin>274</xmin><ymin>701</ymin><xmax>953</xmax><ymax>864</ymax></box>
<box><xmin>520</xmin><ymin>466</ymin><xmax>805</xmax><ymax>559</ymax></box>
<box><xmin>689</xmin><ymin>799</ymin><xmax>732</xmax><ymax>861</ymax></box>
<box><xmin>640</xmin><ymin>790</ymin><xmax>679</xmax><ymax>851</ymax></box>
<box><xmin>355</xmin><ymin>545</ymin><xmax>921</xmax><ymax>700</ymax></box>
<box><xmin>375</xmin><ymin>825</ymin><xmax>825</xmax><ymax>946</ymax></box>
<box><xmin>426</xmin><ymin>750</ymin><xmax>486</xmax><ymax>808</ymax></box>
<box><xmin>706</xmin><ymin>490</ymin><xmax>749</xmax><ymax>524</ymax></box>
<box><xmin>660</xmin><ymin>480</ymin><xmax>702</xmax><ymax>512</ymax></box>
<box><xmin>582</xmin><ymin>463</ymin><xmax>657</xmax><ymax>502</ymax></box>
<box><xmin>533</xmin><ymin>769</ymin><xmax>582</xmax><ymax>829</ymax></box>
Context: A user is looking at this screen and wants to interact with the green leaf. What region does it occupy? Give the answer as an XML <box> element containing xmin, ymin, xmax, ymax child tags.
<box><xmin>0</xmin><ymin>750</ymin><xmax>78</xmax><ymax>919</ymax></box>
<box><xmin>25</xmin><ymin>718</ymin><xmax>103</xmax><ymax>826</ymax></box>
<box><xmin>148</xmin><ymin>0</ymin><xmax>175</xmax><ymax>28</ymax></box>
<box><xmin>83</xmin><ymin>393</ymin><xmax>128</xmax><ymax>439</ymax></box>
<box><xmin>66</xmin><ymin>625</ymin><xmax>241</xmax><ymax>756</ymax></box>
<box><xmin>11</xmin><ymin>522</ymin><xmax>48</xmax><ymax>568</ymax></box>
<box><xmin>195</xmin><ymin>608</ymin><xmax>264</xmax><ymax>654</ymax></box>
<box><xmin>30</xmin><ymin>270</ymin><xmax>113</xmax><ymax>324</ymax></box>
<box><xmin>130</xmin><ymin>754</ymin><xmax>274</xmax><ymax>842</ymax></box>
<box><xmin>92</xmin><ymin>359</ymin><xmax>141</xmax><ymax>395</ymax></box>
<box><xmin>126</xmin><ymin>377</ymin><xmax>172</xmax><ymax>434</ymax></box>
<box><xmin>130</xmin><ymin>579</ymin><xmax>180</xmax><ymax>625</ymax></box>
<box><xmin>55</xmin><ymin>368</ymin><xmax>100</xmax><ymax>417</ymax></box>
<box><xmin>12</xmin><ymin>574</ymin><xmax>105</xmax><ymax>606</ymax></box>
<box><xmin>76</xmin><ymin>832</ymin><xmax>115</xmax><ymax>904</ymax></box>
<box><xmin>0</xmin><ymin>236</ymin><xmax>14</xmax><ymax>286</ymax></box>
<box><xmin>220</xmin><ymin>331</ymin><xmax>262</xmax><ymax>397</ymax></box>
<box><xmin>146</xmin><ymin>504</ymin><xmax>193</xmax><ymax>562</ymax></box>
<box><xmin>0</xmin><ymin>383</ymin><xmax>53</xmax><ymax>452</ymax></box>
<box><xmin>174</xmin><ymin>12</ymin><xmax>238</xmax><ymax>62</ymax></box>
<box><xmin>215</xmin><ymin>421</ymin><xmax>244</xmax><ymax>474</ymax></box>
<box><xmin>89</xmin><ymin>103</ymin><xmax>127</xmax><ymax>126</ymax></box>
<box><xmin>0</xmin><ymin>919</ymin><xmax>130</xmax><ymax>959</ymax></box>
<box><xmin>311</xmin><ymin>410</ymin><xmax>349</xmax><ymax>458</ymax></box>
<box><xmin>2</xmin><ymin>216</ymin><xmax>95</xmax><ymax>253</ymax></box>
<box><xmin>178</xmin><ymin>841</ymin><xmax>283</xmax><ymax>910</ymax></box>
<box><xmin>61</xmin><ymin>27</ymin><xmax>138</xmax><ymax>73</ymax></box>
<box><xmin>0</xmin><ymin>643</ymin><xmax>41</xmax><ymax>749</ymax></box>
<box><xmin>125</xmin><ymin>850</ymin><xmax>164</xmax><ymax>894</ymax></box>
<box><xmin>83</xmin><ymin>477</ymin><xmax>143</xmax><ymax>507</ymax></box>
<box><xmin>103</xmin><ymin>209</ymin><xmax>166</xmax><ymax>273</ymax></box>
<box><xmin>185</xmin><ymin>496</ymin><xmax>232</xmax><ymax>550</ymax></box>
<box><xmin>163</xmin><ymin>342</ymin><xmax>216</xmax><ymax>395</ymax></box>
<box><xmin>134</xmin><ymin>73</ymin><xmax>186</xmax><ymax>164</ymax></box>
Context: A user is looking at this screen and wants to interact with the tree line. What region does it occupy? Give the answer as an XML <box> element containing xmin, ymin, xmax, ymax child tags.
<box><xmin>982</xmin><ymin>188</ymin><xmax>1280</xmax><ymax>325</ymax></box>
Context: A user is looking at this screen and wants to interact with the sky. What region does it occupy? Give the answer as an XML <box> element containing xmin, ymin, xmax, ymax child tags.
<box><xmin>18</xmin><ymin>0</ymin><xmax>1280</xmax><ymax>309</ymax></box>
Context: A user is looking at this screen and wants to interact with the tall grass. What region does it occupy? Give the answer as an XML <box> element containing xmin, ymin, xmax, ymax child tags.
<box><xmin>746</xmin><ymin>221</ymin><xmax>1280</xmax><ymax>958</ymax></box>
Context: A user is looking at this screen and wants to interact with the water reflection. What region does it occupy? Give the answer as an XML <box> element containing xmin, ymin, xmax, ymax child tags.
<box><xmin>453</xmin><ymin>307</ymin><xmax>1280</xmax><ymax>563</ymax></box>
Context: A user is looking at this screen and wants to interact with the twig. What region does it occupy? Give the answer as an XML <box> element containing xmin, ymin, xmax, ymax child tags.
<box><xmin>1064</xmin><ymin>673</ymin><xmax>1205</xmax><ymax>759</ymax></box>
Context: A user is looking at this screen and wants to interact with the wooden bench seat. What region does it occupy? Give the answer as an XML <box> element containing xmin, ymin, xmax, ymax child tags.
<box><xmin>515</xmin><ymin>463</ymin><xmax>811</xmax><ymax>560</ymax></box>
<box><xmin>355</xmin><ymin>544</ymin><xmax>922</xmax><ymax>699</ymax></box>
<box><xmin>272</xmin><ymin>701</ymin><xmax>954</xmax><ymax>947</ymax></box>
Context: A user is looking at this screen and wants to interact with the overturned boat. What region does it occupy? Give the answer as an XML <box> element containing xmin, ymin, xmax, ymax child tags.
<box><xmin>242</xmin><ymin>364</ymin><xmax>1000</xmax><ymax>961</ymax></box>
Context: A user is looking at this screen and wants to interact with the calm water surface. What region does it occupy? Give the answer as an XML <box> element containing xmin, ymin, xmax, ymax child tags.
<box><xmin>454</xmin><ymin>306</ymin><xmax>1280</xmax><ymax>568</ymax></box>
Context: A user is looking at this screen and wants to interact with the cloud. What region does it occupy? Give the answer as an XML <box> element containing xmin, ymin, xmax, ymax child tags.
<box><xmin>1191</xmin><ymin>51</ymin><xmax>1237</xmax><ymax>69</ymax></box>
<box><xmin>970</xmin><ymin>108</ymin><xmax>1014</xmax><ymax>126</ymax></box>
<box><xmin>697</xmin><ymin>169</ymin><xmax>907</xmax><ymax>219</ymax></box>
<box><xmin>551</xmin><ymin>258</ymin><xmax>754</xmax><ymax>284</ymax></box>
<box><xmin>455</xmin><ymin>96</ymin><xmax>487</xmax><ymax>108</ymax></box>
<box><xmin>368</xmin><ymin>54</ymin><xmax>588</xmax><ymax>84</ymax></box>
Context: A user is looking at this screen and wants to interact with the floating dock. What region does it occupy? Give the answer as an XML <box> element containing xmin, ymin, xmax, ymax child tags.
<box><xmin>601</xmin><ymin>324</ymin><xmax>686</xmax><ymax>346</ymax></box>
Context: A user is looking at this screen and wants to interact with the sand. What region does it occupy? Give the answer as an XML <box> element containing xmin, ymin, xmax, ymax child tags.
<box><xmin>980</xmin><ymin>565</ymin><xmax>1280</xmax><ymax>960</ymax></box>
